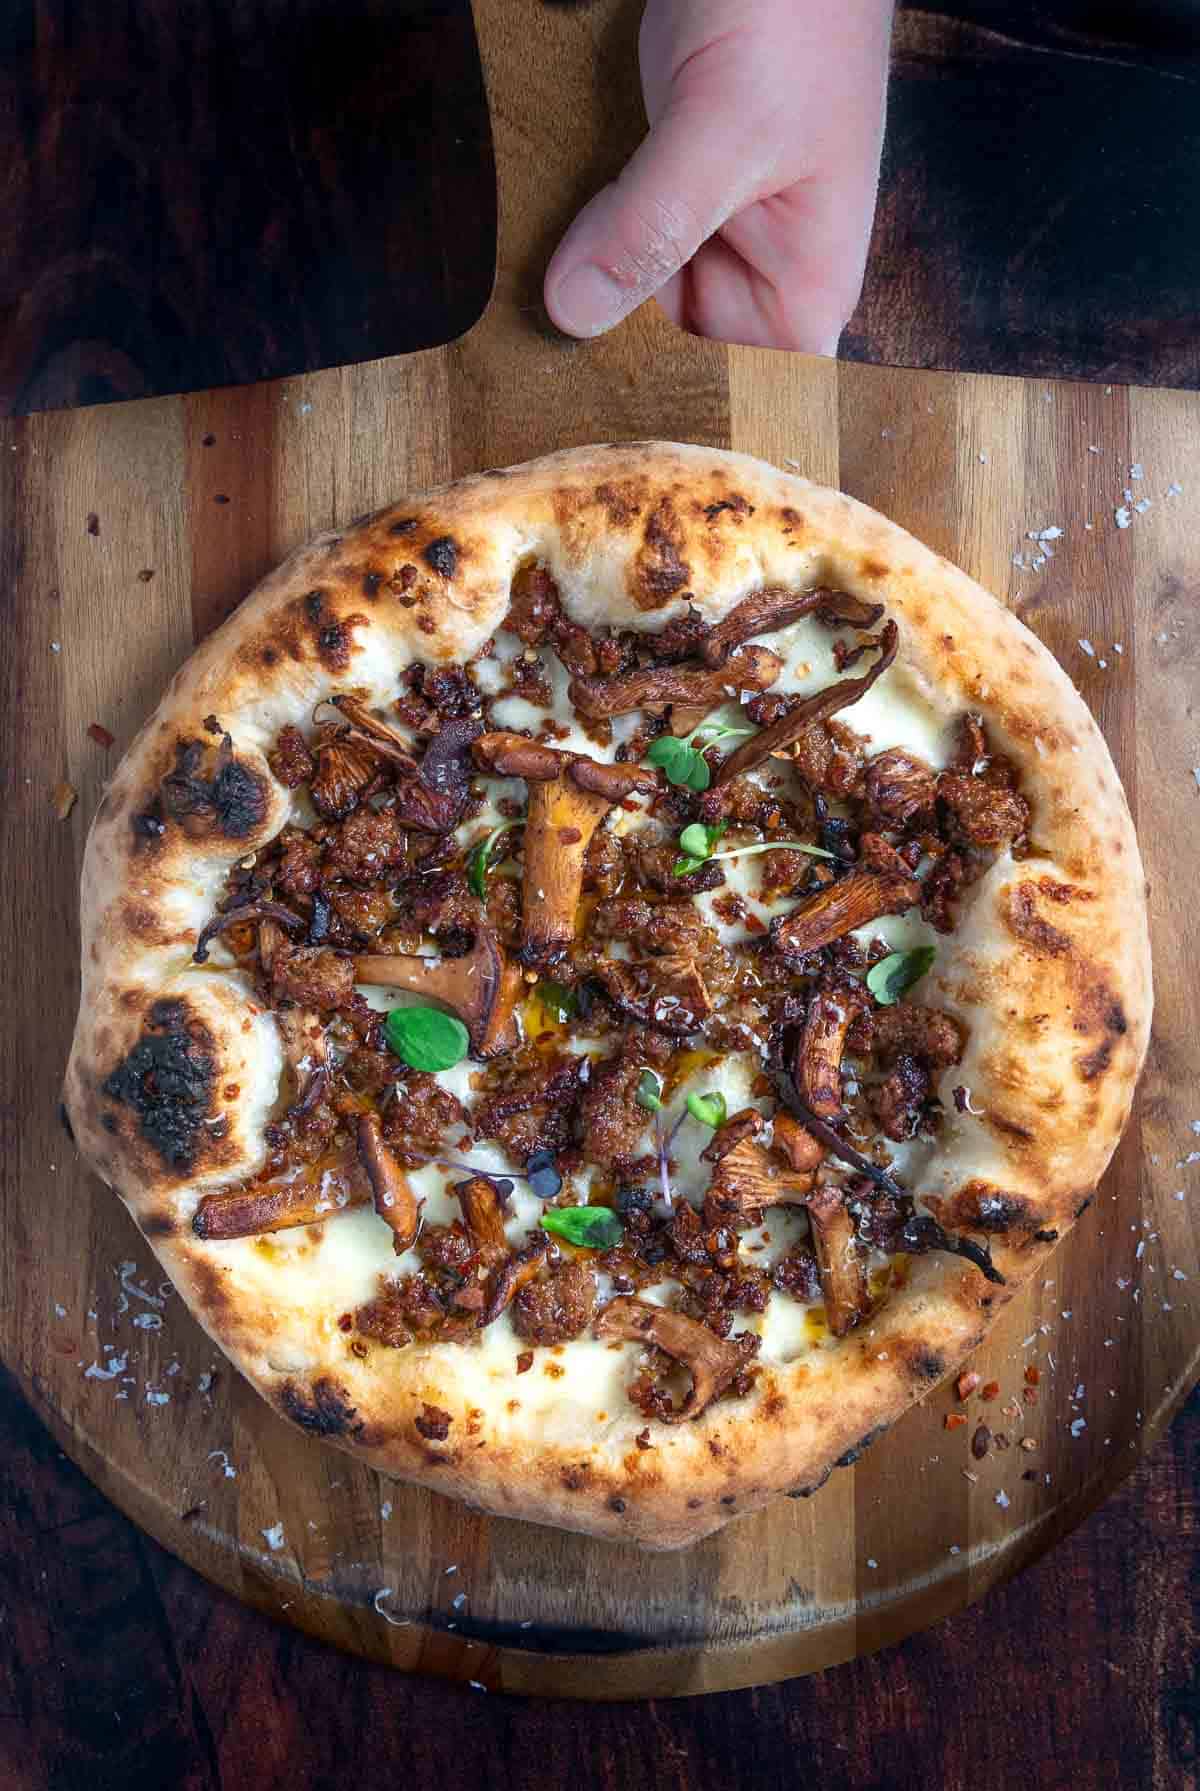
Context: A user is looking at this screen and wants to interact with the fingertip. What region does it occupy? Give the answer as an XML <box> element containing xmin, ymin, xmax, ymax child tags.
<box><xmin>544</xmin><ymin>262</ymin><xmax>628</xmax><ymax>340</ymax></box>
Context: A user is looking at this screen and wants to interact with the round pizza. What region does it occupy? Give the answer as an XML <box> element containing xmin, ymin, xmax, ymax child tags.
<box><xmin>64</xmin><ymin>443</ymin><xmax>1151</xmax><ymax>1548</ymax></box>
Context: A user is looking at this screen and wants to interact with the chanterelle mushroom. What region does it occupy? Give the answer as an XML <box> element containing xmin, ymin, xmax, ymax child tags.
<box><xmin>472</xmin><ymin>731</ymin><xmax>660</xmax><ymax>968</ymax></box>
<box><xmin>804</xmin><ymin>1183</ymin><xmax>870</xmax><ymax>1337</ymax></box>
<box><xmin>568</xmin><ymin>644</ymin><xmax>782</xmax><ymax>719</ymax></box>
<box><xmin>357</xmin><ymin>1112</ymin><xmax>422</xmax><ymax>1255</ymax></box>
<box><xmin>771</xmin><ymin>840</ymin><xmax>919</xmax><ymax>963</ymax></box>
<box><xmin>715</xmin><ymin>620</ymin><xmax>898</xmax><ymax>786</ymax></box>
<box><xmin>354</xmin><ymin>921</ymin><xmax>522</xmax><ymax>1058</ymax></box>
<box><xmin>593</xmin><ymin>1296</ymin><xmax>757</xmax><ymax>1423</ymax></box>
<box><xmin>794</xmin><ymin>981</ymin><xmax>871</xmax><ymax>1120</ymax></box>
<box><xmin>193</xmin><ymin>1147</ymin><xmax>370</xmax><ymax>1239</ymax></box>
<box><xmin>699</xmin><ymin>586</ymin><xmax>884</xmax><ymax>667</ymax></box>
<box><xmin>705</xmin><ymin>1135</ymin><xmax>816</xmax><ymax>1219</ymax></box>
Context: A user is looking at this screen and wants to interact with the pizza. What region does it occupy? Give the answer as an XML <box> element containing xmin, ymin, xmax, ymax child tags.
<box><xmin>64</xmin><ymin>442</ymin><xmax>1151</xmax><ymax>1549</ymax></box>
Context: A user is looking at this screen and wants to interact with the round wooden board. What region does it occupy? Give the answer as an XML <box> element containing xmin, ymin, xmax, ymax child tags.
<box><xmin>3</xmin><ymin>0</ymin><xmax>1198</xmax><ymax>1700</ymax></box>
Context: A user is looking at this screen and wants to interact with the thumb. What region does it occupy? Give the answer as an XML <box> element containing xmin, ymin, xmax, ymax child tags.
<box><xmin>544</xmin><ymin>99</ymin><xmax>768</xmax><ymax>339</ymax></box>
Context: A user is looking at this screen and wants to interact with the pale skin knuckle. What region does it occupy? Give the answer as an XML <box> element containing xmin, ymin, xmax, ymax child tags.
<box><xmin>611</xmin><ymin>191</ymin><xmax>704</xmax><ymax>288</ymax></box>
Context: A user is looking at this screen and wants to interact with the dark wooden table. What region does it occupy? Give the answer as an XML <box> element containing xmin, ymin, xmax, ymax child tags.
<box><xmin>1</xmin><ymin>1367</ymin><xmax>1195</xmax><ymax>1789</ymax></box>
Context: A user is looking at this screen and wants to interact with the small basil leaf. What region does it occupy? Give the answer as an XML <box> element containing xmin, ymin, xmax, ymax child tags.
<box><xmin>536</xmin><ymin>980</ymin><xmax>576</xmax><ymax>1024</ymax></box>
<box><xmin>866</xmin><ymin>945</ymin><xmax>936</xmax><ymax>1007</ymax></box>
<box><xmin>541</xmin><ymin>1206</ymin><xmax>624</xmax><ymax>1250</ymax></box>
<box><xmin>672</xmin><ymin>855</ymin><xmax>706</xmax><ymax>878</ymax></box>
<box><xmin>635</xmin><ymin>1069</ymin><xmax>663</xmax><ymax>1112</ymax></box>
<box><xmin>681</xmin><ymin>752</ymin><xmax>711</xmax><ymax>792</ymax></box>
<box><xmin>467</xmin><ymin>819</ymin><xmax>521</xmax><ymax>898</ymax></box>
<box><xmin>645</xmin><ymin>736</ymin><xmax>688</xmax><ymax>774</ymax></box>
<box><xmin>686</xmin><ymin>1090</ymin><xmax>727</xmax><ymax>1129</ymax></box>
<box><xmin>384</xmin><ymin>1005</ymin><xmax>470</xmax><ymax>1070</ymax></box>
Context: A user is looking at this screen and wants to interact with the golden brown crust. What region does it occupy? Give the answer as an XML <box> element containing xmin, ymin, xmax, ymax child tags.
<box><xmin>64</xmin><ymin>442</ymin><xmax>1151</xmax><ymax>1548</ymax></box>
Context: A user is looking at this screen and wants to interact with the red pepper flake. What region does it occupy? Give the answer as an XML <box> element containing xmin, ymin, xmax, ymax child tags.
<box><xmin>1024</xmin><ymin>1364</ymin><xmax>1041</xmax><ymax>1386</ymax></box>
<box><xmin>214</xmin><ymin>493</ymin><xmax>231</xmax><ymax>505</ymax></box>
<box><xmin>944</xmin><ymin>1412</ymin><xmax>967</xmax><ymax>1430</ymax></box>
<box><xmin>87</xmin><ymin>722</ymin><xmax>115</xmax><ymax>749</ymax></box>
<box><xmin>635</xmin><ymin>1428</ymin><xmax>653</xmax><ymax>1450</ymax></box>
<box><xmin>201</xmin><ymin>433</ymin><xmax>216</xmax><ymax>447</ymax></box>
<box><xmin>955</xmin><ymin>1370</ymin><xmax>981</xmax><ymax>1401</ymax></box>
<box><xmin>980</xmin><ymin>1379</ymin><xmax>1001</xmax><ymax>1401</ymax></box>
<box><xmin>1022</xmin><ymin>1469</ymin><xmax>1039</xmax><ymax>1482</ymax></box>
<box><xmin>337</xmin><ymin>1312</ymin><xmax>352</xmax><ymax>1332</ymax></box>
<box><xmin>1023</xmin><ymin>1386</ymin><xmax>1039</xmax><ymax>1405</ymax></box>
<box><xmin>85</xmin><ymin>512</ymin><xmax>99</xmax><ymax>536</ymax></box>
<box><xmin>137</xmin><ymin>568</ymin><xmax>155</xmax><ymax>583</ymax></box>
<box><xmin>971</xmin><ymin>1423</ymin><xmax>992</xmax><ymax>1460</ymax></box>
<box><xmin>515</xmin><ymin>1351</ymin><xmax>533</xmax><ymax>1375</ymax></box>
<box><xmin>51</xmin><ymin>780</ymin><xmax>77</xmax><ymax>820</ymax></box>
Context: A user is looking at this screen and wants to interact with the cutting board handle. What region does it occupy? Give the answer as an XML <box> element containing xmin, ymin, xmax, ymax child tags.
<box><xmin>467</xmin><ymin>0</ymin><xmax>677</xmax><ymax>354</ymax></box>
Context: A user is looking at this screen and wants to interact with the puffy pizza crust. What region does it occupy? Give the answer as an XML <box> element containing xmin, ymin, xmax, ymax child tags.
<box><xmin>64</xmin><ymin>443</ymin><xmax>1151</xmax><ymax>1548</ymax></box>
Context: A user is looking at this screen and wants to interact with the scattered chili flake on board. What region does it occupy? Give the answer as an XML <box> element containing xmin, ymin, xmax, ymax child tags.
<box><xmin>1023</xmin><ymin>1386</ymin><xmax>1039</xmax><ymax>1405</ymax></box>
<box><xmin>980</xmin><ymin>1379</ymin><xmax>1001</xmax><ymax>1401</ymax></box>
<box><xmin>85</xmin><ymin>513</ymin><xmax>99</xmax><ymax>536</ymax></box>
<box><xmin>1024</xmin><ymin>1364</ymin><xmax>1041</xmax><ymax>1385</ymax></box>
<box><xmin>515</xmin><ymin>1351</ymin><xmax>533</xmax><ymax>1375</ymax></box>
<box><xmin>971</xmin><ymin>1424</ymin><xmax>992</xmax><ymax>1460</ymax></box>
<box><xmin>52</xmin><ymin>781</ymin><xmax>77</xmax><ymax>820</ymax></box>
<box><xmin>955</xmin><ymin>1371</ymin><xmax>981</xmax><ymax>1401</ymax></box>
<box><xmin>137</xmin><ymin>568</ymin><xmax>155</xmax><ymax>583</ymax></box>
<box><xmin>944</xmin><ymin>1412</ymin><xmax>967</xmax><ymax>1430</ymax></box>
<box><xmin>87</xmin><ymin>722</ymin><xmax>115</xmax><ymax>749</ymax></box>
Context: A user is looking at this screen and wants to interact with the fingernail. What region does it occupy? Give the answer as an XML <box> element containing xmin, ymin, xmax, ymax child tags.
<box><xmin>549</xmin><ymin>264</ymin><xmax>628</xmax><ymax>338</ymax></box>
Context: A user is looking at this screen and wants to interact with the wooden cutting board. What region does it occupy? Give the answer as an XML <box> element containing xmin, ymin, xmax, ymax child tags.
<box><xmin>1</xmin><ymin>0</ymin><xmax>1197</xmax><ymax>1699</ymax></box>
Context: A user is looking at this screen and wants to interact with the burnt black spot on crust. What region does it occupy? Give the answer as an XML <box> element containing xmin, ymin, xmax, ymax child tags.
<box><xmin>1034</xmin><ymin>1227</ymin><xmax>1060</xmax><ymax>1243</ymax></box>
<box><xmin>1075</xmin><ymin>1194</ymin><xmax>1094</xmax><ymax>1218</ymax></box>
<box><xmin>702</xmin><ymin>495</ymin><xmax>754</xmax><ymax>523</ymax></box>
<box><xmin>131</xmin><ymin>798</ymin><xmax>167</xmax><ymax>847</ymax></box>
<box><xmin>102</xmin><ymin>999</ymin><xmax>216</xmax><ymax>1171</ymax></box>
<box><xmin>608</xmin><ymin>1496</ymin><xmax>627</xmax><ymax>1513</ymax></box>
<box><xmin>424</xmin><ymin>536</ymin><xmax>458</xmax><ymax>578</ymax></box>
<box><xmin>317</xmin><ymin>621</ymin><xmax>351</xmax><ymax>667</ymax></box>
<box><xmin>139</xmin><ymin>1210</ymin><xmax>177</xmax><ymax>1238</ymax></box>
<box><xmin>835</xmin><ymin>1422</ymin><xmax>889</xmax><ymax>1469</ymax></box>
<box><xmin>160</xmin><ymin>737</ymin><xmax>268</xmax><ymax>841</ymax></box>
<box><xmin>362</xmin><ymin>570</ymin><xmax>382</xmax><ymax>598</ymax></box>
<box><xmin>279</xmin><ymin>1377</ymin><xmax>362</xmax><ymax>1439</ymax></box>
<box><xmin>787</xmin><ymin>1466</ymin><xmax>832</xmax><ymax>1499</ymax></box>
<box><xmin>561</xmin><ymin>1465</ymin><xmax>590</xmax><ymax>1491</ymax></box>
<box><xmin>389</xmin><ymin>517</ymin><xmax>418</xmax><ymax>536</ymax></box>
<box><xmin>303</xmin><ymin>590</ymin><xmax>324</xmax><ymax>620</ymax></box>
<box><xmin>955</xmin><ymin>1187</ymin><xmax>1034</xmax><ymax>1232</ymax></box>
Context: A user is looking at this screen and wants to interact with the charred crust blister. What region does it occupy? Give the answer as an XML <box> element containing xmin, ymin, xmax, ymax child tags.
<box><xmin>101</xmin><ymin>999</ymin><xmax>217</xmax><ymax>1171</ymax></box>
<box><xmin>279</xmin><ymin>1377</ymin><xmax>363</xmax><ymax>1439</ymax></box>
<box><xmin>159</xmin><ymin>736</ymin><xmax>268</xmax><ymax>841</ymax></box>
<box><xmin>423</xmin><ymin>536</ymin><xmax>458</xmax><ymax>577</ymax></box>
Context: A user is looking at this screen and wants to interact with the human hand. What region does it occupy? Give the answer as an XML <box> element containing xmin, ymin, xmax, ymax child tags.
<box><xmin>544</xmin><ymin>0</ymin><xmax>895</xmax><ymax>354</ymax></box>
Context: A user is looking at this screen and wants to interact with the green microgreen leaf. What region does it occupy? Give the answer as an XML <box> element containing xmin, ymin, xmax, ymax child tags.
<box><xmin>635</xmin><ymin>1069</ymin><xmax>664</xmax><ymax>1113</ymax></box>
<box><xmin>678</xmin><ymin>821</ymin><xmax>727</xmax><ymax>859</ymax></box>
<box><xmin>866</xmin><ymin>946</ymin><xmax>936</xmax><ymax>1007</ymax></box>
<box><xmin>541</xmin><ymin>1206</ymin><xmax>624</xmax><ymax>1250</ymax></box>
<box><xmin>467</xmin><ymin>818</ymin><xmax>522</xmax><ymax>898</ymax></box>
<box><xmin>644</xmin><ymin>719</ymin><xmax>754</xmax><ymax>792</ymax></box>
<box><xmin>685</xmin><ymin>1089</ymin><xmax>727</xmax><ymax>1129</ymax></box>
<box><xmin>384</xmin><ymin>1005</ymin><xmax>470</xmax><ymax>1071</ymax></box>
<box><xmin>671</xmin><ymin>831</ymin><xmax>835</xmax><ymax>877</ymax></box>
<box><xmin>535</xmin><ymin>980</ymin><xmax>576</xmax><ymax>1024</ymax></box>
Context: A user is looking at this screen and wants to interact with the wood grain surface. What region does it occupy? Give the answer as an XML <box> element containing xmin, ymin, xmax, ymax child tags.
<box><xmin>0</xmin><ymin>0</ymin><xmax>495</xmax><ymax>414</ymax></box>
<box><xmin>0</xmin><ymin>1367</ymin><xmax>1193</xmax><ymax>1789</ymax></box>
<box><xmin>0</xmin><ymin>0</ymin><xmax>1197</xmax><ymax>1697</ymax></box>
<box><xmin>3</xmin><ymin>1</ymin><xmax>1199</xmax><ymax>412</ymax></box>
